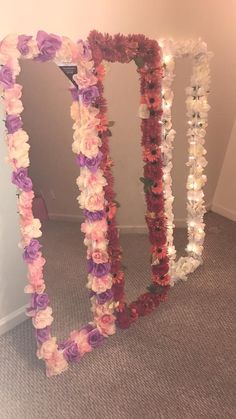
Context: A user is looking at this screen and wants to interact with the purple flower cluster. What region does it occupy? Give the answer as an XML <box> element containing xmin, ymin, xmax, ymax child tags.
<box><xmin>83</xmin><ymin>209</ymin><xmax>105</xmax><ymax>222</ymax></box>
<box><xmin>5</xmin><ymin>115</ymin><xmax>23</xmax><ymax>134</ymax></box>
<box><xmin>17</xmin><ymin>35</ymin><xmax>32</xmax><ymax>56</ymax></box>
<box><xmin>61</xmin><ymin>341</ymin><xmax>81</xmax><ymax>363</ymax></box>
<box><xmin>35</xmin><ymin>326</ymin><xmax>51</xmax><ymax>344</ymax></box>
<box><xmin>12</xmin><ymin>168</ymin><xmax>32</xmax><ymax>192</ymax></box>
<box><xmin>87</xmin><ymin>328</ymin><xmax>104</xmax><ymax>347</ymax></box>
<box><xmin>0</xmin><ymin>66</ymin><xmax>14</xmax><ymax>89</ymax></box>
<box><xmin>87</xmin><ymin>259</ymin><xmax>111</xmax><ymax>278</ymax></box>
<box><xmin>79</xmin><ymin>86</ymin><xmax>99</xmax><ymax>106</ymax></box>
<box><xmin>30</xmin><ymin>293</ymin><xmax>49</xmax><ymax>310</ymax></box>
<box><xmin>36</xmin><ymin>30</ymin><xmax>62</xmax><ymax>62</ymax></box>
<box><xmin>76</xmin><ymin>152</ymin><xmax>103</xmax><ymax>173</ymax></box>
<box><xmin>23</xmin><ymin>239</ymin><xmax>42</xmax><ymax>263</ymax></box>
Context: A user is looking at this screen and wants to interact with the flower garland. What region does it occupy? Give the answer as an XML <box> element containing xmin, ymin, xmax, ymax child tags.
<box><xmin>87</xmin><ymin>32</ymin><xmax>170</xmax><ymax>329</ymax></box>
<box><xmin>0</xmin><ymin>31</ymin><xmax>116</xmax><ymax>377</ymax></box>
<box><xmin>160</xmin><ymin>39</ymin><xmax>212</xmax><ymax>283</ymax></box>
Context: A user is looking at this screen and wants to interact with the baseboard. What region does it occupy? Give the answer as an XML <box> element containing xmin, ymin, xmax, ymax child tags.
<box><xmin>0</xmin><ymin>305</ymin><xmax>27</xmax><ymax>336</ymax></box>
<box><xmin>49</xmin><ymin>203</ymin><xmax>212</xmax><ymax>230</ymax></box>
<box><xmin>211</xmin><ymin>203</ymin><xmax>236</xmax><ymax>222</ymax></box>
<box><xmin>48</xmin><ymin>213</ymin><xmax>83</xmax><ymax>222</ymax></box>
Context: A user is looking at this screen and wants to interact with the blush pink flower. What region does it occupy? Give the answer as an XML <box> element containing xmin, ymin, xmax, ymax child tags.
<box><xmin>0</xmin><ymin>34</ymin><xmax>20</xmax><ymax>63</ymax></box>
<box><xmin>70</xmin><ymin>329</ymin><xmax>92</xmax><ymax>356</ymax></box>
<box><xmin>95</xmin><ymin>313</ymin><xmax>116</xmax><ymax>336</ymax></box>
<box><xmin>37</xmin><ymin>337</ymin><xmax>57</xmax><ymax>360</ymax></box>
<box><xmin>92</xmin><ymin>249</ymin><xmax>109</xmax><ymax>264</ymax></box>
<box><xmin>27</xmin><ymin>254</ymin><xmax>45</xmax><ymax>285</ymax></box>
<box><xmin>20</xmin><ymin>218</ymin><xmax>42</xmax><ymax>246</ymax></box>
<box><xmin>73</xmin><ymin>67</ymin><xmax>97</xmax><ymax>88</ymax></box>
<box><xmin>32</xmin><ymin>306</ymin><xmax>53</xmax><ymax>329</ymax></box>
<box><xmin>80</xmin><ymin>192</ymin><xmax>105</xmax><ymax>212</ymax></box>
<box><xmin>80</xmin><ymin>135</ymin><xmax>101</xmax><ymax>158</ymax></box>
<box><xmin>45</xmin><ymin>351</ymin><xmax>68</xmax><ymax>377</ymax></box>
<box><xmin>87</xmin><ymin>274</ymin><xmax>113</xmax><ymax>293</ymax></box>
<box><xmin>18</xmin><ymin>190</ymin><xmax>34</xmax><ymax>213</ymax></box>
<box><xmin>24</xmin><ymin>281</ymin><xmax>45</xmax><ymax>294</ymax></box>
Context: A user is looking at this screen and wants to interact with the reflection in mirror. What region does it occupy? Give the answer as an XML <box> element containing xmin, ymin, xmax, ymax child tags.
<box><xmin>171</xmin><ymin>57</ymin><xmax>192</xmax><ymax>257</ymax></box>
<box><xmin>18</xmin><ymin>60</ymin><xmax>91</xmax><ymax>341</ymax></box>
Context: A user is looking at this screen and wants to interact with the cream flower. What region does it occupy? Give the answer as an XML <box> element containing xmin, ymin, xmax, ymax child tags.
<box><xmin>37</xmin><ymin>337</ymin><xmax>58</xmax><ymax>360</ymax></box>
<box><xmin>32</xmin><ymin>307</ymin><xmax>53</xmax><ymax>329</ymax></box>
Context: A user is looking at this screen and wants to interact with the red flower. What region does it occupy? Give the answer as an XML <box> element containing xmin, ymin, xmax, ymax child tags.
<box><xmin>144</xmin><ymin>163</ymin><xmax>163</xmax><ymax>180</ymax></box>
<box><xmin>116</xmin><ymin>309</ymin><xmax>132</xmax><ymax>329</ymax></box>
<box><xmin>136</xmin><ymin>293</ymin><xmax>156</xmax><ymax>315</ymax></box>
<box><xmin>152</xmin><ymin>260</ymin><xmax>169</xmax><ymax>277</ymax></box>
<box><xmin>112</xmin><ymin>283</ymin><xmax>124</xmax><ymax>302</ymax></box>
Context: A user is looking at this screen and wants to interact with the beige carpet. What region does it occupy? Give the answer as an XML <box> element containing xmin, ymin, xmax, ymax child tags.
<box><xmin>0</xmin><ymin>211</ymin><xmax>235</xmax><ymax>419</ymax></box>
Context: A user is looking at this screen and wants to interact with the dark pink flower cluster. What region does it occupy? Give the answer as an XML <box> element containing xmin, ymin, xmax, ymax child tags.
<box><xmin>88</xmin><ymin>31</ymin><xmax>170</xmax><ymax>329</ymax></box>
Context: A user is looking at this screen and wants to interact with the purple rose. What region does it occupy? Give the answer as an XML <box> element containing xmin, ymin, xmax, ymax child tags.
<box><xmin>83</xmin><ymin>209</ymin><xmax>105</xmax><ymax>222</ymax></box>
<box><xmin>23</xmin><ymin>239</ymin><xmax>42</xmax><ymax>263</ymax></box>
<box><xmin>30</xmin><ymin>293</ymin><xmax>49</xmax><ymax>310</ymax></box>
<box><xmin>35</xmin><ymin>326</ymin><xmax>51</xmax><ymax>343</ymax></box>
<box><xmin>69</xmin><ymin>87</ymin><xmax>79</xmax><ymax>101</ymax></box>
<box><xmin>17</xmin><ymin>35</ymin><xmax>32</xmax><ymax>55</ymax></box>
<box><xmin>96</xmin><ymin>289</ymin><xmax>113</xmax><ymax>305</ymax></box>
<box><xmin>79</xmin><ymin>86</ymin><xmax>99</xmax><ymax>106</ymax></box>
<box><xmin>87</xmin><ymin>259</ymin><xmax>111</xmax><ymax>278</ymax></box>
<box><xmin>61</xmin><ymin>340</ymin><xmax>81</xmax><ymax>362</ymax></box>
<box><xmin>12</xmin><ymin>168</ymin><xmax>33</xmax><ymax>192</ymax></box>
<box><xmin>36</xmin><ymin>30</ymin><xmax>62</xmax><ymax>62</ymax></box>
<box><xmin>87</xmin><ymin>329</ymin><xmax>104</xmax><ymax>348</ymax></box>
<box><xmin>0</xmin><ymin>66</ymin><xmax>14</xmax><ymax>89</ymax></box>
<box><xmin>76</xmin><ymin>152</ymin><xmax>103</xmax><ymax>173</ymax></box>
<box><xmin>5</xmin><ymin>115</ymin><xmax>23</xmax><ymax>134</ymax></box>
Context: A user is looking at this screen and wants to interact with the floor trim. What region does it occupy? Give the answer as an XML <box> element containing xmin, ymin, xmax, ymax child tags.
<box><xmin>0</xmin><ymin>305</ymin><xmax>27</xmax><ymax>336</ymax></box>
<box><xmin>211</xmin><ymin>203</ymin><xmax>236</xmax><ymax>222</ymax></box>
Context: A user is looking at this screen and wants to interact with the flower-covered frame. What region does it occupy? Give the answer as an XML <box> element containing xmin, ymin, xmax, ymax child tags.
<box><xmin>87</xmin><ymin>31</ymin><xmax>170</xmax><ymax>330</ymax></box>
<box><xmin>160</xmin><ymin>39</ymin><xmax>212</xmax><ymax>284</ymax></box>
<box><xmin>0</xmin><ymin>31</ymin><xmax>118</xmax><ymax>377</ymax></box>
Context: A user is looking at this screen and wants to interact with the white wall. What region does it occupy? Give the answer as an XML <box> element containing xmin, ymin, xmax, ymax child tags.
<box><xmin>0</xmin><ymin>115</ymin><xmax>28</xmax><ymax>334</ymax></box>
<box><xmin>212</xmin><ymin>119</ymin><xmax>236</xmax><ymax>221</ymax></box>
<box><xmin>0</xmin><ymin>0</ymin><xmax>236</xmax><ymax>331</ymax></box>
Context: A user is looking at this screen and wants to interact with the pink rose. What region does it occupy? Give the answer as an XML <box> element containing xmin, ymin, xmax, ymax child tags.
<box><xmin>24</xmin><ymin>282</ymin><xmax>45</xmax><ymax>294</ymax></box>
<box><xmin>95</xmin><ymin>314</ymin><xmax>116</xmax><ymax>336</ymax></box>
<box><xmin>18</xmin><ymin>190</ymin><xmax>34</xmax><ymax>210</ymax></box>
<box><xmin>37</xmin><ymin>337</ymin><xmax>57</xmax><ymax>360</ymax></box>
<box><xmin>92</xmin><ymin>249</ymin><xmax>109</xmax><ymax>264</ymax></box>
<box><xmin>32</xmin><ymin>306</ymin><xmax>53</xmax><ymax>329</ymax></box>
<box><xmin>80</xmin><ymin>135</ymin><xmax>101</xmax><ymax>158</ymax></box>
<box><xmin>70</xmin><ymin>329</ymin><xmax>92</xmax><ymax>356</ymax></box>
<box><xmin>87</xmin><ymin>274</ymin><xmax>113</xmax><ymax>293</ymax></box>
<box><xmin>45</xmin><ymin>351</ymin><xmax>68</xmax><ymax>377</ymax></box>
<box><xmin>85</xmin><ymin>192</ymin><xmax>105</xmax><ymax>212</ymax></box>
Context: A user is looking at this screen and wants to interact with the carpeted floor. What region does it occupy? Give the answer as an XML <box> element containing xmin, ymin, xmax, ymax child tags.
<box><xmin>0</xmin><ymin>211</ymin><xmax>235</xmax><ymax>419</ymax></box>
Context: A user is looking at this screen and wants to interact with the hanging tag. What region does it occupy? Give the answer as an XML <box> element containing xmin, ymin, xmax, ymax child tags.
<box><xmin>59</xmin><ymin>65</ymin><xmax>78</xmax><ymax>88</ymax></box>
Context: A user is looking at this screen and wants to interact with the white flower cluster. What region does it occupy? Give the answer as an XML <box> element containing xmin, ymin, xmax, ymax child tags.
<box><xmin>159</xmin><ymin>39</ymin><xmax>213</xmax><ymax>285</ymax></box>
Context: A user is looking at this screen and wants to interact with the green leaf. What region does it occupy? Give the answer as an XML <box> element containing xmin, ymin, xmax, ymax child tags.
<box><xmin>134</xmin><ymin>56</ymin><xmax>144</xmax><ymax>68</ymax></box>
<box><xmin>108</xmin><ymin>121</ymin><xmax>115</xmax><ymax>127</ymax></box>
